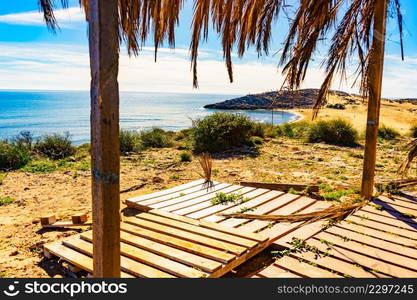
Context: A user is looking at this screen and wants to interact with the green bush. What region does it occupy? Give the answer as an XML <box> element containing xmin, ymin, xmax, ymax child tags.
<box><xmin>0</xmin><ymin>142</ymin><xmax>30</xmax><ymax>170</ymax></box>
<box><xmin>276</xmin><ymin>123</ymin><xmax>295</xmax><ymax>138</ymax></box>
<box><xmin>139</xmin><ymin>128</ymin><xmax>173</xmax><ymax>148</ymax></box>
<box><xmin>174</xmin><ymin>128</ymin><xmax>193</xmax><ymax>141</ymax></box>
<box><xmin>378</xmin><ymin>125</ymin><xmax>400</xmax><ymax>140</ymax></box>
<box><xmin>250</xmin><ymin>122</ymin><xmax>277</xmax><ymax>138</ymax></box>
<box><xmin>179</xmin><ymin>151</ymin><xmax>192</xmax><ymax>162</ymax></box>
<box><xmin>249</xmin><ymin>136</ymin><xmax>263</xmax><ymax>145</ymax></box>
<box><xmin>307</xmin><ymin>119</ymin><xmax>358</xmax><ymax>146</ymax></box>
<box><xmin>276</xmin><ymin>121</ymin><xmax>311</xmax><ymax>139</ymax></box>
<box><xmin>13</xmin><ymin>131</ymin><xmax>35</xmax><ymax>151</ymax></box>
<box><xmin>191</xmin><ymin>113</ymin><xmax>254</xmax><ymax>153</ymax></box>
<box><xmin>120</xmin><ymin>129</ymin><xmax>141</xmax><ymax>154</ymax></box>
<box><xmin>21</xmin><ymin>160</ymin><xmax>59</xmax><ymax>173</ymax></box>
<box><xmin>410</xmin><ymin>124</ymin><xmax>417</xmax><ymax>138</ymax></box>
<box><xmin>35</xmin><ymin>132</ymin><xmax>76</xmax><ymax>160</ymax></box>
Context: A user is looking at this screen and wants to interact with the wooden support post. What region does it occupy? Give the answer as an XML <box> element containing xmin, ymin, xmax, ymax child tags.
<box><xmin>40</xmin><ymin>215</ymin><xmax>57</xmax><ymax>226</ymax></box>
<box><xmin>88</xmin><ymin>0</ymin><xmax>121</xmax><ymax>277</ymax></box>
<box><xmin>72</xmin><ymin>213</ymin><xmax>88</xmax><ymax>224</ymax></box>
<box><xmin>361</xmin><ymin>0</ymin><xmax>388</xmax><ymax>199</ymax></box>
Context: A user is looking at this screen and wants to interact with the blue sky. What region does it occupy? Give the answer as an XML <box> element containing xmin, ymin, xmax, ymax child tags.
<box><xmin>0</xmin><ymin>0</ymin><xmax>416</xmax><ymax>97</ymax></box>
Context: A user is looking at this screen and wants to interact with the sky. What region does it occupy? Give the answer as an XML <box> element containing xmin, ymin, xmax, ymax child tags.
<box><xmin>0</xmin><ymin>0</ymin><xmax>416</xmax><ymax>97</ymax></box>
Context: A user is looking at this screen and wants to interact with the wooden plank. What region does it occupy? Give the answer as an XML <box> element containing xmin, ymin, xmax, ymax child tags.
<box><xmin>240</xmin><ymin>182</ymin><xmax>319</xmax><ymax>193</ymax></box>
<box><xmin>219</xmin><ymin>193</ymin><xmax>301</xmax><ymax>228</ymax></box>
<box><xmin>209</xmin><ymin>238</ymin><xmax>270</xmax><ymax>278</ymax></box>
<box><xmin>81</xmin><ymin>231</ymin><xmax>222</xmax><ymax>273</ymax></box>
<box><xmin>237</xmin><ymin>197</ymin><xmax>317</xmax><ymax>233</ymax></box>
<box><xmin>186</xmin><ymin>188</ymin><xmax>269</xmax><ymax>220</ymax></box>
<box><xmin>349</xmin><ymin>213</ymin><xmax>417</xmax><ymax>240</ymax></box>
<box><xmin>372</xmin><ymin>199</ymin><xmax>417</xmax><ymax>216</ymax></box>
<box><xmin>338</xmin><ymin>220</ymin><xmax>417</xmax><ymax>248</ymax></box>
<box><xmin>144</xmin><ymin>209</ymin><xmax>268</xmax><ymax>242</ymax></box>
<box><xmin>152</xmin><ymin>183</ymin><xmax>234</xmax><ymax>210</ymax></box>
<box><xmin>316</xmin><ymin>232</ymin><xmax>417</xmax><ymax>271</ymax></box>
<box><xmin>127</xmin><ymin>179</ymin><xmax>206</xmax><ymax>203</ymax></box>
<box><xmin>63</xmin><ymin>236</ymin><xmax>205</xmax><ymax>278</ymax></box>
<box><xmin>307</xmin><ymin>237</ymin><xmax>417</xmax><ymax>277</ymax></box>
<box><xmin>125</xmin><ymin>218</ymin><xmax>247</xmax><ymax>255</ymax></box>
<box><xmin>44</xmin><ymin>242</ymin><xmax>132</xmax><ymax>278</ymax></box>
<box><xmin>204</xmin><ymin>190</ymin><xmax>285</xmax><ymax>223</ymax></box>
<box><xmin>140</xmin><ymin>182</ymin><xmax>224</xmax><ymax>207</ymax></box>
<box><xmin>326</xmin><ymin>226</ymin><xmax>417</xmax><ymax>259</ymax></box>
<box><xmin>256</xmin><ymin>264</ymin><xmax>302</xmax><ymax>278</ymax></box>
<box><xmin>42</xmin><ymin>222</ymin><xmax>92</xmax><ymax>228</ymax></box>
<box><xmin>274</xmin><ymin>256</ymin><xmax>342</xmax><ymax>278</ymax></box>
<box><xmin>271</xmin><ymin>220</ymin><xmax>324</xmax><ymax>246</ymax></box>
<box><xmin>377</xmin><ymin>195</ymin><xmax>417</xmax><ymax>211</ymax></box>
<box><xmin>169</xmin><ymin>186</ymin><xmax>253</xmax><ymax>215</ymax></box>
<box><xmin>289</xmin><ymin>251</ymin><xmax>385</xmax><ymax>278</ymax></box>
<box><xmin>390</xmin><ymin>193</ymin><xmax>417</xmax><ymax>204</ymax></box>
<box><xmin>121</xmin><ymin>223</ymin><xmax>235</xmax><ymax>263</ymax></box>
<box><xmin>266</xmin><ymin>201</ymin><xmax>331</xmax><ymax>244</ymax></box>
<box><xmin>136</xmin><ymin>213</ymin><xmax>257</xmax><ymax>249</ymax></box>
<box><xmin>360</xmin><ymin>206</ymin><xmax>417</xmax><ymax>225</ymax></box>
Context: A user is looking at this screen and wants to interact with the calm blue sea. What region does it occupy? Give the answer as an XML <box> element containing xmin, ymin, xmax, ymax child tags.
<box><xmin>0</xmin><ymin>90</ymin><xmax>297</xmax><ymax>144</ymax></box>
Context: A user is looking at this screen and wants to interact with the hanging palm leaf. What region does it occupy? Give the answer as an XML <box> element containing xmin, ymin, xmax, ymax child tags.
<box><xmin>39</xmin><ymin>1</ymin><xmax>405</xmax><ymax>115</ymax></box>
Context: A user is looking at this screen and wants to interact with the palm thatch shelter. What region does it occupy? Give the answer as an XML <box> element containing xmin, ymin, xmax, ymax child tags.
<box><xmin>38</xmin><ymin>0</ymin><xmax>405</xmax><ymax>277</ymax></box>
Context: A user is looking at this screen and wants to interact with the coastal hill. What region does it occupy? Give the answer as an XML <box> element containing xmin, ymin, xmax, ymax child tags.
<box><xmin>204</xmin><ymin>88</ymin><xmax>417</xmax><ymax>110</ymax></box>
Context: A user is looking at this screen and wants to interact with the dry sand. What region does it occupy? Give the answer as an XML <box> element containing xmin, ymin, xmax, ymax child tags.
<box><xmin>295</xmin><ymin>94</ymin><xmax>417</xmax><ymax>134</ymax></box>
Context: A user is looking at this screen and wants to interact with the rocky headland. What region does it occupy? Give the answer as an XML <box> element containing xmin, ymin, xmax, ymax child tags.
<box><xmin>204</xmin><ymin>89</ymin><xmax>351</xmax><ymax>110</ymax></box>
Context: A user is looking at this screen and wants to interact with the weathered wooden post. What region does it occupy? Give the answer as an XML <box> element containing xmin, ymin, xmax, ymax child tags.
<box><xmin>361</xmin><ymin>0</ymin><xmax>388</xmax><ymax>199</ymax></box>
<box><xmin>88</xmin><ymin>0</ymin><xmax>121</xmax><ymax>277</ymax></box>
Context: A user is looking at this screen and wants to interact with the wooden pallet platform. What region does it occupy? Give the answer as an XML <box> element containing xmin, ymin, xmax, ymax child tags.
<box><xmin>250</xmin><ymin>194</ymin><xmax>417</xmax><ymax>278</ymax></box>
<box><xmin>44</xmin><ymin>208</ymin><xmax>269</xmax><ymax>278</ymax></box>
<box><xmin>127</xmin><ymin>181</ymin><xmax>417</xmax><ymax>278</ymax></box>
<box><xmin>126</xmin><ymin>180</ymin><xmax>332</xmax><ymax>248</ymax></box>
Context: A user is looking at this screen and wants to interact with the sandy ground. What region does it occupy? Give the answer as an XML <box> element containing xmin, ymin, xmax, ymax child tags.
<box><xmin>295</xmin><ymin>95</ymin><xmax>417</xmax><ymax>134</ymax></box>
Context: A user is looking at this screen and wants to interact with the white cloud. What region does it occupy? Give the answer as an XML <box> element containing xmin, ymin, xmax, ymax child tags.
<box><xmin>0</xmin><ymin>7</ymin><xmax>85</xmax><ymax>28</ymax></box>
<box><xmin>0</xmin><ymin>42</ymin><xmax>415</xmax><ymax>98</ymax></box>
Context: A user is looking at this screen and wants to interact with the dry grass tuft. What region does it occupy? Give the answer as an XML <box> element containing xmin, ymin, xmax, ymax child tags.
<box><xmin>197</xmin><ymin>152</ymin><xmax>213</xmax><ymax>186</ymax></box>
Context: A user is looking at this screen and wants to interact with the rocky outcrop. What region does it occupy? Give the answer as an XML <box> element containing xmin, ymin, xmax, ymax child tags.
<box><xmin>204</xmin><ymin>89</ymin><xmax>351</xmax><ymax>110</ymax></box>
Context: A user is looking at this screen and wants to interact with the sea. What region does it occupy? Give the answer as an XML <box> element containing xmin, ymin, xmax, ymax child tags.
<box><xmin>0</xmin><ymin>90</ymin><xmax>298</xmax><ymax>144</ymax></box>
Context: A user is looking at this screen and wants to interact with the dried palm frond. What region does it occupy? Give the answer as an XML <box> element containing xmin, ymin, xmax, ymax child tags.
<box><xmin>219</xmin><ymin>200</ymin><xmax>365</xmax><ymax>224</ymax></box>
<box><xmin>398</xmin><ymin>138</ymin><xmax>417</xmax><ymax>176</ymax></box>
<box><xmin>39</xmin><ymin>0</ymin><xmax>185</xmax><ymax>56</ymax></box>
<box><xmin>280</xmin><ymin>0</ymin><xmax>404</xmax><ymax>118</ymax></box>
<box><xmin>41</xmin><ymin>0</ymin><xmax>404</xmax><ymax>116</ymax></box>
<box><xmin>197</xmin><ymin>152</ymin><xmax>213</xmax><ymax>185</ymax></box>
<box><xmin>189</xmin><ymin>0</ymin><xmax>404</xmax><ymax>116</ymax></box>
<box><xmin>38</xmin><ymin>0</ymin><xmax>69</xmax><ymax>31</ymax></box>
<box><xmin>191</xmin><ymin>0</ymin><xmax>283</xmax><ymax>87</ymax></box>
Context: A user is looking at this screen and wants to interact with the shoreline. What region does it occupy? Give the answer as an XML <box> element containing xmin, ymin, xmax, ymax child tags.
<box><xmin>287</xmin><ymin>110</ymin><xmax>305</xmax><ymax>123</ymax></box>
